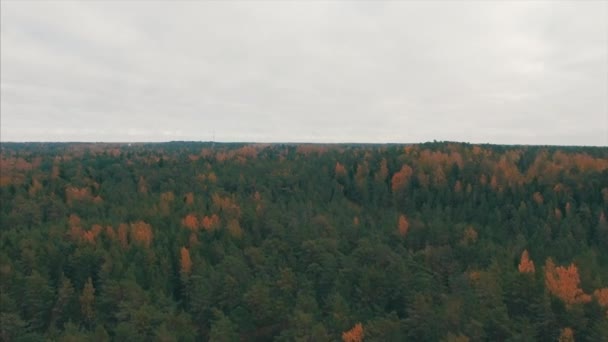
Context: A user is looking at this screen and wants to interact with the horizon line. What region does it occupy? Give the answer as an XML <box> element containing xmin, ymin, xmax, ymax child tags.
<box><xmin>1</xmin><ymin>140</ymin><xmax>607</xmax><ymax>148</ymax></box>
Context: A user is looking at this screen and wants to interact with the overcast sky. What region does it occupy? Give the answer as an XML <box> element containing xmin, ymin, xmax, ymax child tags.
<box><xmin>1</xmin><ymin>1</ymin><xmax>607</xmax><ymax>145</ymax></box>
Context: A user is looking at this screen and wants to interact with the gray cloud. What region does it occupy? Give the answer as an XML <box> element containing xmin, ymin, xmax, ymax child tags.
<box><xmin>1</xmin><ymin>1</ymin><xmax>607</xmax><ymax>145</ymax></box>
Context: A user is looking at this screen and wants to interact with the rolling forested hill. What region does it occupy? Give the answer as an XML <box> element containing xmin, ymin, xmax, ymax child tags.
<box><xmin>1</xmin><ymin>142</ymin><xmax>607</xmax><ymax>341</ymax></box>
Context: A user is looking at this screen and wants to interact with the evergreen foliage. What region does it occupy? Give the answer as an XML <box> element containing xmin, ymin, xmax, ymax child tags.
<box><xmin>1</xmin><ymin>142</ymin><xmax>607</xmax><ymax>341</ymax></box>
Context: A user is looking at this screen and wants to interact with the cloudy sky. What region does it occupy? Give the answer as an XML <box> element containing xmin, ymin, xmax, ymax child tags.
<box><xmin>1</xmin><ymin>1</ymin><xmax>607</xmax><ymax>145</ymax></box>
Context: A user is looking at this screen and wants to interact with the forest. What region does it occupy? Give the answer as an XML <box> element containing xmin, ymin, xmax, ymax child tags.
<box><xmin>0</xmin><ymin>141</ymin><xmax>607</xmax><ymax>341</ymax></box>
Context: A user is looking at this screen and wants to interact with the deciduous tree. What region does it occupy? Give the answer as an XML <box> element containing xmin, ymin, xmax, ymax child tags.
<box><xmin>342</xmin><ymin>322</ymin><xmax>364</xmax><ymax>342</ymax></box>
<box><xmin>182</xmin><ymin>214</ymin><xmax>199</xmax><ymax>231</ymax></box>
<box><xmin>545</xmin><ymin>258</ymin><xmax>591</xmax><ymax>305</ymax></box>
<box><xmin>398</xmin><ymin>215</ymin><xmax>409</xmax><ymax>237</ymax></box>
<box><xmin>518</xmin><ymin>250</ymin><xmax>535</xmax><ymax>274</ymax></box>
<box><xmin>558</xmin><ymin>327</ymin><xmax>574</xmax><ymax>342</ymax></box>
<box><xmin>391</xmin><ymin>165</ymin><xmax>413</xmax><ymax>193</ymax></box>
<box><xmin>180</xmin><ymin>247</ymin><xmax>192</xmax><ymax>275</ymax></box>
<box><xmin>130</xmin><ymin>221</ymin><xmax>153</xmax><ymax>248</ymax></box>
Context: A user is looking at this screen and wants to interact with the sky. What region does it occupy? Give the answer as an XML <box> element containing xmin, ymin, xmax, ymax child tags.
<box><xmin>1</xmin><ymin>1</ymin><xmax>607</xmax><ymax>145</ymax></box>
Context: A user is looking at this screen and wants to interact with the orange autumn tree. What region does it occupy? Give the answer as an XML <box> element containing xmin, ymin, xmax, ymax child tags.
<box><xmin>130</xmin><ymin>221</ymin><xmax>153</xmax><ymax>248</ymax></box>
<box><xmin>180</xmin><ymin>247</ymin><xmax>192</xmax><ymax>275</ymax></box>
<box><xmin>335</xmin><ymin>162</ymin><xmax>347</xmax><ymax>179</ymax></box>
<box><xmin>391</xmin><ymin>165</ymin><xmax>413</xmax><ymax>193</ymax></box>
<box><xmin>211</xmin><ymin>193</ymin><xmax>241</xmax><ymax>218</ymax></box>
<box><xmin>595</xmin><ymin>288</ymin><xmax>608</xmax><ymax>307</ymax></box>
<box><xmin>82</xmin><ymin>224</ymin><xmax>103</xmax><ymax>244</ymax></box>
<box><xmin>545</xmin><ymin>258</ymin><xmax>591</xmax><ymax>305</ymax></box>
<box><xmin>558</xmin><ymin>327</ymin><xmax>575</xmax><ymax>342</ymax></box>
<box><xmin>398</xmin><ymin>215</ymin><xmax>409</xmax><ymax>237</ymax></box>
<box><xmin>201</xmin><ymin>214</ymin><xmax>220</xmax><ymax>231</ymax></box>
<box><xmin>182</xmin><ymin>214</ymin><xmax>199</xmax><ymax>231</ymax></box>
<box><xmin>342</xmin><ymin>322</ymin><xmax>364</xmax><ymax>342</ymax></box>
<box><xmin>594</xmin><ymin>288</ymin><xmax>608</xmax><ymax>316</ymax></box>
<box><xmin>518</xmin><ymin>250</ymin><xmax>535</xmax><ymax>274</ymax></box>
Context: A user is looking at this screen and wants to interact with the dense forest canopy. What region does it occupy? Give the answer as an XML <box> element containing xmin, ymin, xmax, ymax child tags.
<box><xmin>1</xmin><ymin>141</ymin><xmax>607</xmax><ymax>341</ymax></box>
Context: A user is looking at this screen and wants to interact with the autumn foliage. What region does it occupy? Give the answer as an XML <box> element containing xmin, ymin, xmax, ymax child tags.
<box><xmin>594</xmin><ymin>288</ymin><xmax>608</xmax><ymax>307</ymax></box>
<box><xmin>532</xmin><ymin>192</ymin><xmax>544</xmax><ymax>205</ymax></box>
<box><xmin>342</xmin><ymin>322</ymin><xmax>364</xmax><ymax>342</ymax></box>
<box><xmin>558</xmin><ymin>327</ymin><xmax>575</xmax><ymax>342</ymax></box>
<box><xmin>398</xmin><ymin>215</ymin><xmax>409</xmax><ymax>237</ymax></box>
<box><xmin>391</xmin><ymin>165</ymin><xmax>413</xmax><ymax>193</ymax></box>
<box><xmin>545</xmin><ymin>258</ymin><xmax>591</xmax><ymax>305</ymax></box>
<box><xmin>518</xmin><ymin>250</ymin><xmax>535</xmax><ymax>274</ymax></box>
<box><xmin>0</xmin><ymin>156</ymin><xmax>41</xmax><ymax>186</ymax></box>
<box><xmin>201</xmin><ymin>214</ymin><xmax>220</xmax><ymax>231</ymax></box>
<box><xmin>82</xmin><ymin>224</ymin><xmax>103</xmax><ymax>244</ymax></box>
<box><xmin>297</xmin><ymin>144</ymin><xmax>328</xmax><ymax>156</ymax></box>
<box><xmin>66</xmin><ymin>215</ymin><xmax>107</xmax><ymax>245</ymax></box>
<box><xmin>130</xmin><ymin>221</ymin><xmax>153</xmax><ymax>248</ymax></box>
<box><xmin>594</xmin><ymin>288</ymin><xmax>608</xmax><ymax>316</ymax></box>
<box><xmin>335</xmin><ymin>162</ymin><xmax>347</xmax><ymax>178</ymax></box>
<box><xmin>211</xmin><ymin>193</ymin><xmax>241</xmax><ymax>218</ymax></box>
<box><xmin>66</xmin><ymin>186</ymin><xmax>101</xmax><ymax>205</ymax></box>
<box><xmin>182</xmin><ymin>214</ymin><xmax>199</xmax><ymax>231</ymax></box>
<box><xmin>3</xmin><ymin>142</ymin><xmax>608</xmax><ymax>340</ymax></box>
<box><xmin>180</xmin><ymin>247</ymin><xmax>192</xmax><ymax>275</ymax></box>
